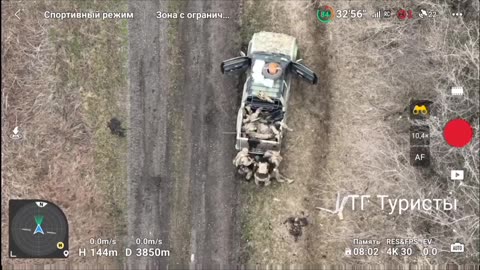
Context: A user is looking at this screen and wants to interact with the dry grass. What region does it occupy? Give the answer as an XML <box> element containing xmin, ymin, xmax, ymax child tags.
<box><xmin>2</xmin><ymin>1</ymin><xmax>128</xmax><ymax>268</ymax></box>
<box><xmin>310</xmin><ymin>0</ymin><xmax>479</xmax><ymax>265</ymax></box>
<box><xmin>241</xmin><ymin>0</ymin><xmax>479</xmax><ymax>266</ymax></box>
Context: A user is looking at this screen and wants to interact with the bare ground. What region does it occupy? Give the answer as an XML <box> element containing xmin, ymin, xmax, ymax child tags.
<box><xmin>127</xmin><ymin>1</ymin><xmax>242</xmax><ymax>269</ymax></box>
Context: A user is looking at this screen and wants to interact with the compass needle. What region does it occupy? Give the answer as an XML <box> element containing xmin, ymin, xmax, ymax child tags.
<box><xmin>33</xmin><ymin>215</ymin><xmax>45</xmax><ymax>235</ymax></box>
<box><xmin>33</xmin><ymin>224</ymin><xmax>45</xmax><ymax>235</ymax></box>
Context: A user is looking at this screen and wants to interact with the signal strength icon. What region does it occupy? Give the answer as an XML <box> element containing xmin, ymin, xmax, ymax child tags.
<box><xmin>372</xmin><ymin>10</ymin><xmax>382</xmax><ymax>18</ymax></box>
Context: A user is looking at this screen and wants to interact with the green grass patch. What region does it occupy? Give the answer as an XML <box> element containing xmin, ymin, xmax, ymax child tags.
<box><xmin>48</xmin><ymin>0</ymin><xmax>129</xmax><ymax>263</ymax></box>
<box><xmin>240</xmin><ymin>181</ymin><xmax>284</xmax><ymax>264</ymax></box>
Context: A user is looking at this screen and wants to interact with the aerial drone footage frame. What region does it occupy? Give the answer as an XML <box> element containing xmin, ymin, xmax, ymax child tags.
<box><xmin>1</xmin><ymin>0</ymin><xmax>479</xmax><ymax>269</ymax></box>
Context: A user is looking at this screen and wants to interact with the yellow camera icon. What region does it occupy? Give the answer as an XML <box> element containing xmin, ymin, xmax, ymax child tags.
<box><xmin>413</xmin><ymin>105</ymin><xmax>429</xmax><ymax>115</ymax></box>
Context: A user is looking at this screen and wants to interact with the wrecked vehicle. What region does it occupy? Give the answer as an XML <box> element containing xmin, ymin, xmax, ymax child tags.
<box><xmin>221</xmin><ymin>32</ymin><xmax>318</xmax><ymax>155</ymax></box>
<box><xmin>222</xmin><ymin>32</ymin><xmax>318</xmax><ymax>184</ymax></box>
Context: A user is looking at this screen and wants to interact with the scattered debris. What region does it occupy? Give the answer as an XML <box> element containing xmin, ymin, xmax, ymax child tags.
<box><xmin>283</xmin><ymin>211</ymin><xmax>309</xmax><ymax>241</ymax></box>
<box><xmin>234</xmin><ymin>95</ymin><xmax>295</xmax><ymax>186</ymax></box>
<box><xmin>254</xmin><ymin>161</ymin><xmax>271</xmax><ymax>186</ymax></box>
<box><xmin>264</xmin><ymin>150</ymin><xmax>282</xmax><ymax>167</ymax></box>
<box><xmin>233</xmin><ymin>148</ymin><xmax>293</xmax><ymax>186</ymax></box>
<box><xmin>277</xmin><ymin>121</ymin><xmax>293</xmax><ymax>132</ymax></box>
<box><xmin>243</xmin><ymin>106</ymin><xmax>262</xmax><ymax>124</ymax></box>
<box><xmin>241</xmin><ymin>105</ymin><xmax>288</xmax><ymax>142</ymax></box>
<box><xmin>107</xmin><ymin>117</ymin><xmax>126</xmax><ymax>137</ymax></box>
<box><xmin>233</xmin><ymin>148</ymin><xmax>255</xmax><ymax>180</ymax></box>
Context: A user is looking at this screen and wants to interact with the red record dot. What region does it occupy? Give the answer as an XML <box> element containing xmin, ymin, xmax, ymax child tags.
<box><xmin>397</xmin><ymin>9</ymin><xmax>407</xmax><ymax>20</ymax></box>
<box><xmin>443</xmin><ymin>119</ymin><xmax>474</xmax><ymax>148</ymax></box>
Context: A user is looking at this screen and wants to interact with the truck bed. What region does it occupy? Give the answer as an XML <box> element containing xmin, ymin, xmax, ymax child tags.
<box><xmin>236</xmin><ymin>100</ymin><xmax>285</xmax><ymax>155</ymax></box>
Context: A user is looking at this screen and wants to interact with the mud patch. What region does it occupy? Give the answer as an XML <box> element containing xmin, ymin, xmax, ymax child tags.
<box><xmin>283</xmin><ymin>212</ymin><xmax>309</xmax><ymax>241</ymax></box>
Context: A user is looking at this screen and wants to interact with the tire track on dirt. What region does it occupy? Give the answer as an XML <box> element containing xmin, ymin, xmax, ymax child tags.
<box><xmin>127</xmin><ymin>1</ymin><xmax>242</xmax><ymax>269</ymax></box>
<box><xmin>127</xmin><ymin>1</ymin><xmax>172</xmax><ymax>269</ymax></box>
<box><xmin>177</xmin><ymin>1</ymin><xmax>243</xmax><ymax>268</ymax></box>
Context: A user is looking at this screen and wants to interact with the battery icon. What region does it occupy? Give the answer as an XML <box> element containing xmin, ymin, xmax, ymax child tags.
<box><xmin>450</xmin><ymin>243</ymin><xmax>464</xmax><ymax>253</ymax></box>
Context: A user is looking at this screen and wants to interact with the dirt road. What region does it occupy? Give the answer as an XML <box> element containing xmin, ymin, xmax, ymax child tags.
<box><xmin>127</xmin><ymin>1</ymin><xmax>242</xmax><ymax>269</ymax></box>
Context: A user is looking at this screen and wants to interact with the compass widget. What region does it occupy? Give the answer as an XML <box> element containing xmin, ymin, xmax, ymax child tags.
<box><xmin>9</xmin><ymin>200</ymin><xmax>69</xmax><ymax>258</ymax></box>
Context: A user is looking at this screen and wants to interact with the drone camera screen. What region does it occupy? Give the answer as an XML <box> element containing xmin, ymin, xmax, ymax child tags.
<box><xmin>1</xmin><ymin>0</ymin><xmax>479</xmax><ymax>269</ymax></box>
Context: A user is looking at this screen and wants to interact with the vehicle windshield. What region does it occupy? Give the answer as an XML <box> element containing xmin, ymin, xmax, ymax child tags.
<box><xmin>248</xmin><ymin>53</ymin><xmax>290</xmax><ymax>100</ymax></box>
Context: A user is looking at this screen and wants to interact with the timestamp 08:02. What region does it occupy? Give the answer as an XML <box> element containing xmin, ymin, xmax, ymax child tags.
<box><xmin>347</xmin><ymin>247</ymin><xmax>380</xmax><ymax>256</ymax></box>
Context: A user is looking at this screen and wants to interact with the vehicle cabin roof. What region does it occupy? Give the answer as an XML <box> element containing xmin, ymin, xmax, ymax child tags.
<box><xmin>247</xmin><ymin>52</ymin><xmax>290</xmax><ymax>102</ymax></box>
<box><xmin>249</xmin><ymin>32</ymin><xmax>297</xmax><ymax>59</ymax></box>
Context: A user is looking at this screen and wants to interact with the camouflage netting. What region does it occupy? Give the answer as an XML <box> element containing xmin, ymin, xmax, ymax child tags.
<box><xmin>249</xmin><ymin>32</ymin><xmax>297</xmax><ymax>59</ymax></box>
